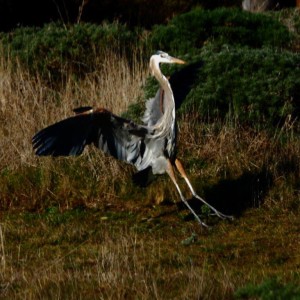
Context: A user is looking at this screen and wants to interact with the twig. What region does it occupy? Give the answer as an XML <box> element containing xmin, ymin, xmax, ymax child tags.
<box><xmin>77</xmin><ymin>0</ymin><xmax>89</xmax><ymax>24</ymax></box>
<box><xmin>0</xmin><ymin>224</ymin><xmax>6</xmax><ymax>271</ymax></box>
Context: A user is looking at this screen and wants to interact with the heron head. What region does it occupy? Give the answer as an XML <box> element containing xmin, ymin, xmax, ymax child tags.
<box><xmin>152</xmin><ymin>50</ymin><xmax>185</xmax><ymax>64</ymax></box>
<box><xmin>150</xmin><ymin>51</ymin><xmax>185</xmax><ymax>75</ymax></box>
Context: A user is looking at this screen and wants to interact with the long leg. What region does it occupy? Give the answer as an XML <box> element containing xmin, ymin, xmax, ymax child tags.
<box><xmin>175</xmin><ymin>159</ymin><xmax>233</xmax><ymax>220</ymax></box>
<box><xmin>166</xmin><ymin>160</ymin><xmax>208</xmax><ymax>227</ymax></box>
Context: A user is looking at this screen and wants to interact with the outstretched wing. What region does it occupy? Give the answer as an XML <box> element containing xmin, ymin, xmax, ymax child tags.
<box><xmin>32</xmin><ymin>108</ymin><xmax>148</xmax><ymax>165</ymax></box>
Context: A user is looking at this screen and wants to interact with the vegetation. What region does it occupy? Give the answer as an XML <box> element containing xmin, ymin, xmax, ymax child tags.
<box><xmin>235</xmin><ymin>278</ymin><xmax>300</xmax><ymax>299</ymax></box>
<box><xmin>0</xmin><ymin>22</ymin><xmax>145</xmax><ymax>83</ymax></box>
<box><xmin>0</xmin><ymin>7</ymin><xmax>299</xmax><ymax>299</ymax></box>
<box><xmin>179</xmin><ymin>45</ymin><xmax>300</xmax><ymax>126</ymax></box>
<box><xmin>151</xmin><ymin>7</ymin><xmax>292</xmax><ymax>53</ymax></box>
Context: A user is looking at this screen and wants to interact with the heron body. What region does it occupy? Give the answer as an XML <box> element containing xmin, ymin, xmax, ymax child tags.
<box><xmin>32</xmin><ymin>51</ymin><xmax>233</xmax><ymax>227</ymax></box>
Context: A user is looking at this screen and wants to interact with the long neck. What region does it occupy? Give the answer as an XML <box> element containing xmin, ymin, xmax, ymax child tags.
<box><xmin>150</xmin><ymin>61</ymin><xmax>175</xmax><ymax>138</ymax></box>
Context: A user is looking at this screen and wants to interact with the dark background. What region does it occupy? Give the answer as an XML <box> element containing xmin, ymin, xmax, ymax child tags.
<box><xmin>0</xmin><ymin>0</ymin><xmax>296</xmax><ymax>31</ymax></box>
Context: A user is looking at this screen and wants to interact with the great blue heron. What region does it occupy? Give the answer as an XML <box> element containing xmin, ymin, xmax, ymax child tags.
<box><xmin>32</xmin><ymin>51</ymin><xmax>233</xmax><ymax>227</ymax></box>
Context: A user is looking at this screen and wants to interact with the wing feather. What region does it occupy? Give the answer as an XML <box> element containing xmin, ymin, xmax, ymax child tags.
<box><xmin>142</xmin><ymin>89</ymin><xmax>163</xmax><ymax>126</ymax></box>
<box><xmin>32</xmin><ymin>108</ymin><xmax>148</xmax><ymax>167</ymax></box>
<box><xmin>32</xmin><ymin>115</ymin><xmax>93</xmax><ymax>156</ymax></box>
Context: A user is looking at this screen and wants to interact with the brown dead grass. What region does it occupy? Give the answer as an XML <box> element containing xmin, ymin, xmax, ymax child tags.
<box><xmin>0</xmin><ymin>49</ymin><xmax>147</xmax><ymax>170</ymax></box>
<box><xmin>1</xmin><ymin>208</ymin><xmax>299</xmax><ymax>299</ymax></box>
<box><xmin>178</xmin><ymin>114</ymin><xmax>300</xmax><ymax>188</ymax></box>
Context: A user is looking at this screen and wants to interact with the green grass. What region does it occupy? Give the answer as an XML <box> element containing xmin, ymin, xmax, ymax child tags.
<box><xmin>1</xmin><ymin>202</ymin><xmax>299</xmax><ymax>299</ymax></box>
<box><xmin>235</xmin><ymin>278</ymin><xmax>300</xmax><ymax>299</ymax></box>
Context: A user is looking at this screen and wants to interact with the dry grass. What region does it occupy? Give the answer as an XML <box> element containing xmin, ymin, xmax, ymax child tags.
<box><xmin>0</xmin><ymin>215</ymin><xmax>234</xmax><ymax>299</ymax></box>
<box><xmin>0</xmin><ymin>49</ymin><xmax>147</xmax><ymax>169</ymax></box>
<box><xmin>0</xmin><ymin>49</ymin><xmax>148</xmax><ymax>210</ymax></box>
<box><xmin>1</xmin><ymin>208</ymin><xmax>299</xmax><ymax>299</ymax></box>
<box><xmin>0</xmin><ymin>48</ymin><xmax>300</xmax><ymax>298</ymax></box>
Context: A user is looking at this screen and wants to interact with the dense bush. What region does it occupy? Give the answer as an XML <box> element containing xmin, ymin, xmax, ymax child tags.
<box><xmin>0</xmin><ymin>22</ymin><xmax>144</xmax><ymax>81</ymax></box>
<box><xmin>141</xmin><ymin>8</ymin><xmax>299</xmax><ymax>128</ymax></box>
<box><xmin>178</xmin><ymin>45</ymin><xmax>300</xmax><ymax>126</ymax></box>
<box><xmin>151</xmin><ymin>7</ymin><xmax>291</xmax><ymax>54</ymax></box>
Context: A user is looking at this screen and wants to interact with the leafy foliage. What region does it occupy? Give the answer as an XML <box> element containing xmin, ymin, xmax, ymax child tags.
<box><xmin>0</xmin><ymin>22</ymin><xmax>144</xmax><ymax>81</ymax></box>
<box><xmin>179</xmin><ymin>45</ymin><xmax>300</xmax><ymax>126</ymax></box>
<box><xmin>151</xmin><ymin>7</ymin><xmax>291</xmax><ymax>54</ymax></box>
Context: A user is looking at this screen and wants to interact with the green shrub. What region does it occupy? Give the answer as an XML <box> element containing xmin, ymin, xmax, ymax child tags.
<box><xmin>235</xmin><ymin>278</ymin><xmax>300</xmax><ymax>299</ymax></box>
<box><xmin>151</xmin><ymin>7</ymin><xmax>291</xmax><ymax>55</ymax></box>
<box><xmin>0</xmin><ymin>22</ymin><xmax>144</xmax><ymax>82</ymax></box>
<box><xmin>177</xmin><ymin>45</ymin><xmax>300</xmax><ymax>127</ymax></box>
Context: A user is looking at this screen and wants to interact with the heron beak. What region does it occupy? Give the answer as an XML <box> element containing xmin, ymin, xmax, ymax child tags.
<box><xmin>170</xmin><ymin>56</ymin><xmax>186</xmax><ymax>65</ymax></box>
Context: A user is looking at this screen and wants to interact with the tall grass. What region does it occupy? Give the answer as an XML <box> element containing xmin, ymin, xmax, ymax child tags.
<box><xmin>0</xmin><ymin>48</ymin><xmax>147</xmax><ymax>168</ymax></box>
<box><xmin>0</xmin><ymin>47</ymin><xmax>149</xmax><ymax>211</ymax></box>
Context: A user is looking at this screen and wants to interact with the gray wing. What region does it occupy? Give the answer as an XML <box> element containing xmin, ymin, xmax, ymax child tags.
<box><xmin>142</xmin><ymin>89</ymin><xmax>164</xmax><ymax>126</ymax></box>
<box><xmin>32</xmin><ymin>108</ymin><xmax>148</xmax><ymax>166</ymax></box>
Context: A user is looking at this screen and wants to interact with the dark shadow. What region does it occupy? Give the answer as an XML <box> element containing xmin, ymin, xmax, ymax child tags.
<box><xmin>170</xmin><ymin>61</ymin><xmax>204</xmax><ymax>111</ymax></box>
<box><xmin>132</xmin><ymin>166</ymin><xmax>156</xmax><ymax>187</ymax></box>
<box><xmin>177</xmin><ymin>169</ymin><xmax>273</xmax><ymax>218</ymax></box>
<box><xmin>205</xmin><ymin>169</ymin><xmax>273</xmax><ymax>216</ymax></box>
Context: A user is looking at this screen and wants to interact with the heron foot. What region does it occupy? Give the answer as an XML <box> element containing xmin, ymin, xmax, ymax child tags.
<box><xmin>193</xmin><ymin>194</ymin><xmax>234</xmax><ymax>221</ymax></box>
<box><xmin>208</xmin><ymin>211</ymin><xmax>234</xmax><ymax>220</ymax></box>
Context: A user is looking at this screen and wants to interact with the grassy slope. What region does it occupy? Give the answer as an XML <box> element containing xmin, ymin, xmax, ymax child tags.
<box><xmin>1</xmin><ymin>11</ymin><xmax>300</xmax><ymax>300</ymax></box>
<box><xmin>1</xmin><ymin>201</ymin><xmax>299</xmax><ymax>299</ymax></box>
